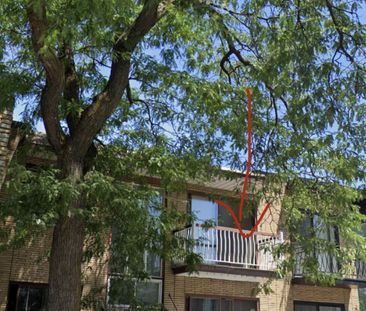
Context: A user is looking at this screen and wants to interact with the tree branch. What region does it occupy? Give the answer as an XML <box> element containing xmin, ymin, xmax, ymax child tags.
<box><xmin>325</xmin><ymin>0</ymin><xmax>356</xmax><ymax>64</ymax></box>
<box><xmin>70</xmin><ymin>0</ymin><xmax>170</xmax><ymax>159</ymax></box>
<box><xmin>208</xmin><ymin>6</ymin><xmax>253</xmax><ymax>80</ymax></box>
<box><xmin>62</xmin><ymin>43</ymin><xmax>81</xmax><ymax>135</ymax></box>
<box><xmin>27</xmin><ymin>0</ymin><xmax>65</xmax><ymax>154</ymax></box>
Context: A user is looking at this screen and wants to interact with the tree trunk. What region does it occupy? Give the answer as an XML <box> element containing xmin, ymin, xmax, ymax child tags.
<box><xmin>47</xmin><ymin>158</ymin><xmax>85</xmax><ymax>311</ymax></box>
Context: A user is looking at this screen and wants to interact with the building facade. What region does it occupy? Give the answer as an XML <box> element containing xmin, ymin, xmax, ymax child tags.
<box><xmin>0</xmin><ymin>113</ymin><xmax>365</xmax><ymax>311</ymax></box>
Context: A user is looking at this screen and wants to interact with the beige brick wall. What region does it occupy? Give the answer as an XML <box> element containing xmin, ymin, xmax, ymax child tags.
<box><xmin>163</xmin><ymin>269</ymin><xmax>359</xmax><ymax>311</ymax></box>
<box><xmin>81</xmin><ymin>240</ymin><xmax>110</xmax><ymax>310</ymax></box>
<box><xmin>0</xmin><ymin>231</ymin><xmax>52</xmax><ymax>311</ymax></box>
<box><xmin>0</xmin><ymin>229</ymin><xmax>110</xmax><ymax>311</ymax></box>
<box><xmin>257</xmin><ymin>192</ymin><xmax>283</xmax><ymax>236</ymax></box>
<box><xmin>0</xmin><ymin>249</ymin><xmax>13</xmax><ymax>310</ymax></box>
<box><xmin>0</xmin><ymin>110</ymin><xmax>13</xmax><ymax>186</ymax></box>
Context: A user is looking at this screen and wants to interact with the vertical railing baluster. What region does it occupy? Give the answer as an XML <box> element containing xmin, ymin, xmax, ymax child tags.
<box><xmin>210</xmin><ymin>228</ymin><xmax>213</xmax><ymax>262</ymax></box>
<box><xmin>215</xmin><ymin>228</ymin><xmax>219</xmax><ymax>262</ymax></box>
<box><xmin>228</xmin><ymin>230</ymin><xmax>232</xmax><ymax>263</ymax></box>
<box><xmin>224</xmin><ymin>229</ymin><xmax>227</xmax><ymax>263</ymax></box>
<box><xmin>240</xmin><ymin>232</ymin><xmax>244</xmax><ymax>265</ymax></box>
<box><xmin>233</xmin><ymin>231</ymin><xmax>237</xmax><ymax>263</ymax></box>
<box><xmin>249</xmin><ymin>234</ymin><xmax>252</xmax><ymax>268</ymax></box>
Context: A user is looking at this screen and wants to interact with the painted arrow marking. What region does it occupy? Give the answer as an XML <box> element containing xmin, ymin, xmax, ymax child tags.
<box><xmin>214</xmin><ymin>88</ymin><xmax>270</xmax><ymax>238</ymax></box>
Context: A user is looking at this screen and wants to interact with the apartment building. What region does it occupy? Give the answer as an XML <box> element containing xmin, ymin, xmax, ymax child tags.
<box><xmin>0</xmin><ymin>112</ymin><xmax>365</xmax><ymax>311</ymax></box>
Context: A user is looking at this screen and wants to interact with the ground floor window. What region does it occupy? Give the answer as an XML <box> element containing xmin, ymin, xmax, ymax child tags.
<box><xmin>107</xmin><ymin>277</ymin><xmax>163</xmax><ymax>309</ymax></box>
<box><xmin>187</xmin><ymin>296</ymin><xmax>257</xmax><ymax>311</ymax></box>
<box><xmin>6</xmin><ymin>282</ymin><xmax>47</xmax><ymax>311</ymax></box>
<box><xmin>294</xmin><ymin>301</ymin><xmax>345</xmax><ymax>311</ymax></box>
<box><xmin>107</xmin><ymin>250</ymin><xmax>163</xmax><ymax>309</ymax></box>
<box><xmin>359</xmin><ymin>288</ymin><xmax>366</xmax><ymax>311</ymax></box>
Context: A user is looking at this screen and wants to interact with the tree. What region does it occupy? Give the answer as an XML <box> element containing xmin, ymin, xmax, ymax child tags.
<box><xmin>0</xmin><ymin>0</ymin><xmax>365</xmax><ymax>310</ymax></box>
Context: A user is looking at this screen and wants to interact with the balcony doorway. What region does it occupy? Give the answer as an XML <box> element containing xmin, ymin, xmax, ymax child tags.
<box><xmin>191</xmin><ymin>195</ymin><xmax>256</xmax><ymax>267</ymax></box>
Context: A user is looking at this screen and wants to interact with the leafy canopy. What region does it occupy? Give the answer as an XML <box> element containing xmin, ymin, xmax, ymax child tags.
<box><xmin>0</xmin><ymin>0</ymin><xmax>365</xmax><ymax>290</ymax></box>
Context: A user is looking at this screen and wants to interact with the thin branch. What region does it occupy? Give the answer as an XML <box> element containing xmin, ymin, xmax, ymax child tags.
<box><xmin>208</xmin><ymin>5</ymin><xmax>253</xmax><ymax>82</ymax></box>
<box><xmin>325</xmin><ymin>0</ymin><xmax>356</xmax><ymax>65</ymax></box>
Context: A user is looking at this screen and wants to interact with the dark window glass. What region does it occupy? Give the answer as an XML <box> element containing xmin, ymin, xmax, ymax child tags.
<box><xmin>319</xmin><ymin>307</ymin><xmax>343</xmax><ymax>311</ymax></box>
<box><xmin>108</xmin><ymin>278</ymin><xmax>162</xmax><ymax>308</ymax></box>
<box><xmin>217</xmin><ymin>197</ymin><xmax>255</xmax><ymax>231</ymax></box>
<box><xmin>136</xmin><ymin>281</ymin><xmax>161</xmax><ymax>305</ymax></box>
<box><xmin>190</xmin><ymin>298</ymin><xmax>219</xmax><ymax>311</ymax></box>
<box><xmin>359</xmin><ymin>288</ymin><xmax>366</xmax><ymax>311</ymax></box>
<box><xmin>294</xmin><ymin>302</ymin><xmax>344</xmax><ymax>311</ymax></box>
<box><xmin>146</xmin><ymin>252</ymin><xmax>161</xmax><ymax>277</ymax></box>
<box><xmin>189</xmin><ymin>297</ymin><xmax>257</xmax><ymax>311</ymax></box>
<box><xmin>6</xmin><ymin>283</ymin><xmax>47</xmax><ymax>311</ymax></box>
<box><xmin>233</xmin><ymin>299</ymin><xmax>257</xmax><ymax>311</ymax></box>
<box><xmin>294</xmin><ymin>304</ymin><xmax>317</xmax><ymax>311</ymax></box>
<box><xmin>220</xmin><ymin>299</ymin><xmax>232</xmax><ymax>311</ymax></box>
<box><xmin>108</xmin><ymin>278</ymin><xmax>134</xmax><ymax>306</ymax></box>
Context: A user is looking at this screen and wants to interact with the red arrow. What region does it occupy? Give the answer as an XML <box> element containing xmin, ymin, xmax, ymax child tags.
<box><xmin>215</xmin><ymin>88</ymin><xmax>270</xmax><ymax>238</ymax></box>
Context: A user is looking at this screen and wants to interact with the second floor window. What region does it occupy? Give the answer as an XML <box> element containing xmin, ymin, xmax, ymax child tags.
<box><xmin>190</xmin><ymin>195</ymin><xmax>255</xmax><ymax>230</ymax></box>
<box><xmin>295</xmin><ymin>214</ymin><xmax>339</xmax><ymax>275</ymax></box>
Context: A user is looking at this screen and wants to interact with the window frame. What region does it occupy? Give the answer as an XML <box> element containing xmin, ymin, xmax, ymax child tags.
<box><xmin>107</xmin><ymin>275</ymin><xmax>163</xmax><ymax>309</ymax></box>
<box><xmin>295</xmin><ymin>212</ymin><xmax>340</xmax><ymax>275</ymax></box>
<box><xmin>107</xmin><ymin>248</ymin><xmax>163</xmax><ymax>308</ymax></box>
<box><xmin>189</xmin><ymin>194</ymin><xmax>256</xmax><ymax>230</ymax></box>
<box><xmin>185</xmin><ymin>294</ymin><xmax>259</xmax><ymax>311</ymax></box>
<box><xmin>6</xmin><ymin>281</ymin><xmax>48</xmax><ymax>311</ymax></box>
<box><xmin>294</xmin><ymin>300</ymin><xmax>345</xmax><ymax>311</ymax></box>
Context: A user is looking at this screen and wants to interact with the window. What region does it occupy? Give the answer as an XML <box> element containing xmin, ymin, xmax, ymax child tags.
<box><xmin>187</xmin><ymin>297</ymin><xmax>257</xmax><ymax>311</ymax></box>
<box><xmin>191</xmin><ymin>195</ymin><xmax>254</xmax><ymax>230</ymax></box>
<box><xmin>6</xmin><ymin>282</ymin><xmax>47</xmax><ymax>311</ymax></box>
<box><xmin>108</xmin><ymin>251</ymin><xmax>163</xmax><ymax>309</ymax></box>
<box><xmin>107</xmin><ymin>277</ymin><xmax>162</xmax><ymax>308</ymax></box>
<box><xmin>295</xmin><ymin>214</ymin><xmax>339</xmax><ymax>275</ymax></box>
<box><xmin>107</xmin><ymin>251</ymin><xmax>163</xmax><ymax>309</ymax></box>
<box><xmin>107</xmin><ymin>191</ymin><xmax>164</xmax><ymax>309</ymax></box>
<box><xmin>294</xmin><ymin>301</ymin><xmax>345</xmax><ymax>311</ymax></box>
<box><xmin>359</xmin><ymin>288</ymin><xmax>366</xmax><ymax>311</ymax></box>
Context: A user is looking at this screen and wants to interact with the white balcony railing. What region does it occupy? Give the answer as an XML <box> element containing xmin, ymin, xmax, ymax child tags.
<box><xmin>295</xmin><ymin>249</ymin><xmax>366</xmax><ymax>281</ymax></box>
<box><xmin>174</xmin><ymin>224</ymin><xmax>284</xmax><ymax>271</ymax></box>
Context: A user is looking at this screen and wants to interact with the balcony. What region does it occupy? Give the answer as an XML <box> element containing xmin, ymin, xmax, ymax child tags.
<box><xmin>294</xmin><ymin>249</ymin><xmax>366</xmax><ymax>286</ymax></box>
<box><xmin>173</xmin><ymin>224</ymin><xmax>284</xmax><ymax>274</ymax></box>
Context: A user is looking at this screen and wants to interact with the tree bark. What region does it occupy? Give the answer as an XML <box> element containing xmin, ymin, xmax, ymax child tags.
<box><xmin>48</xmin><ymin>215</ymin><xmax>85</xmax><ymax>311</ymax></box>
<box><xmin>47</xmin><ymin>158</ymin><xmax>85</xmax><ymax>311</ymax></box>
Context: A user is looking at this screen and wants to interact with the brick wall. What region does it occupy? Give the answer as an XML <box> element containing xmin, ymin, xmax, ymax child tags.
<box><xmin>0</xmin><ymin>109</ymin><xmax>14</xmax><ymax>311</ymax></box>
<box><xmin>0</xmin><ymin>231</ymin><xmax>53</xmax><ymax>310</ymax></box>
<box><xmin>0</xmin><ymin>229</ymin><xmax>110</xmax><ymax>311</ymax></box>
<box><xmin>163</xmin><ymin>265</ymin><xmax>360</xmax><ymax>311</ymax></box>
<box><xmin>0</xmin><ymin>110</ymin><xmax>13</xmax><ymax>186</ymax></box>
